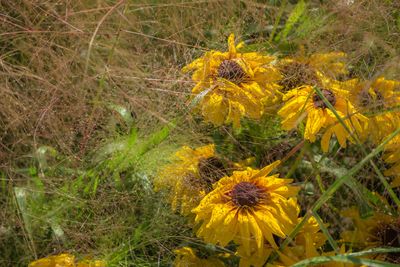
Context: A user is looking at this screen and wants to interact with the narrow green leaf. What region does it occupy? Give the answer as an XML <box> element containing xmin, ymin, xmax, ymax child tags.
<box><xmin>348</xmin><ymin>247</ymin><xmax>400</xmax><ymax>256</ymax></box>
<box><xmin>272</xmin><ymin>127</ymin><xmax>400</xmax><ymax>262</ymax></box>
<box><xmin>14</xmin><ymin>187</ymin><xmax>37</xmax><ymax>257</ymax></box>
<box><xmin>275</xmin><ymin>0</ymin><xmax>307</xmax><ymax>42</ymax></box>
<box><xmin>292</xmin><ymin>255</ymin><xmax>399</xmax><ymax>267</ymax></box>
<box><xmin>269</xmin><ymin>0</ymin><xmax>288</xmax><ymax>42</ymax></box>
<box><xmin>312</xmin><ymin>211</ymin><xmax>339</xmax><ymax>252</ymax></box>
<box><xmin>314</xmin><ymin>86</ymin><xmax>400</xmax><ymax>208</ymax></box>
<box><xmin>136</xmin><ymin>123</ymin><xmax>173</xmax><ymax>157</ymax></box>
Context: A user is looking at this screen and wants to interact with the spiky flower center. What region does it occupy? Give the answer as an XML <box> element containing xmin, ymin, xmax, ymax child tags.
<box><xmin>217</xmin><ymin>60</ymin><xmax>247</xmax><ymax>84</ymax></box>
<box><xmin>231</xmin><ymin>181</ymin><xmax>264</xmax><ymax>207</ymax></box>
<box><xmin>371</xmin><ymin>219</ymin><xmax>400</xmax><ymax>263</ymax></box>
<box><xmin>198</xmin><ymin>157</ymin><xmax>226</xmax><ymax>186</ymax></box>
<box><xmin>313</xmin><ymin>89</ymin><xmax>337</xmax><ymax>109</ymax></box>
<box><xmin>279</xmin><ymin>62</ymin><xmax>319</xmax><ymax>92</ymax></box>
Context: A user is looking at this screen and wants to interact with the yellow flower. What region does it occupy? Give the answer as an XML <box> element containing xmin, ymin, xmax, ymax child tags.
<box><xmin>236</xmin><ymin>239</ymin><xmax>273</xmax><ymax>267</ymax></box>
<box><xmin>383</xmin><ymin>135</ymin><xmax>400</xmax><ymax>187</ymax></box>
<box><xmin>183</xmin><ymin>34</ymin><xmax>282</xmax><ymax>127</ymax></box>
<box><xmin>76</xmin><ymin>260</ymin><xmax>106</xmax><ymax>267</ymax></box>
<box><xmin>29</xmin><ymin>254</ymin><xmax>106</xmax><ymax>267</ymax></box>
<box><xmin>154</xmin><ymin>144</ymin><xmax>227</xmax><ymax>215</ymax></box>
<box><xmin>29</xmin><ymin>254</ymin><xmax>75</xmax><ymax>267</ymax></box>
<box><xmin>349</xmin><ymin>77</ymin><xmax>400</xmax><ymax>144</ymax></box>
<box><xmin>173</xmin><ymin>247</ymin><xmax>226</xmax><ymax>267</ymax></box>
<box><xmin>278</xmin><ymin>49</ymin><xmax>348</xmax><ymax>93</ymax></box>
<box><xmin>272</xmin><ymin>245</ymin><xmax>366</xmax><ymax>267</ymax></box>
<box><xmin>341</xmin><ymin>207</ymin><xmax>400</xmax><ymax>263</ymax></box>
<box><xmin>278</xmin><ymin>78</ymin><xmax>368</xmax><ymax>152</ymax></box>
<box><xmin>271</xmin><ymin>215</ymin><xmax>327</xmax><ymax>266</ymax></box>
<box><xmin>192</xmin><ymin>161</ymin><xmax>300</xmax><ymax>256</ymax></box>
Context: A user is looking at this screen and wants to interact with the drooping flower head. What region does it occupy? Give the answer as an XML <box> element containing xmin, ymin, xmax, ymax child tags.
<box><xmin>341</xmin><ymin>207</ymin><xmax>400</xmax><ymax>263</ymax></box>
<box><xmin>183</xmin><ymin>34</ymin><xmax>282</xmax><ymax>127</ymax></box>
<box><xmin>278</xmin><ymin>49</ymin><xmax>348</xmax><ymax>93</ymax></box>
<box><xmin>154</xmin><ymin>144</ymin><xmax>227</xmax><ymax>215</ymax></box>
<box><xmin>173</xmin><ymin>247</ymin><xmax>227</xmax><ymax>267</ymax></box>
<box><xmin>192</xmin><ymin>161</ymin><xmax>300</xmax><ymax>257</ymax></box>
<box><xmin>278</xmin><ymin>77</ymin><xmax>368</xmax><ymax>152</ymax></box>
<box><xmin>349</xmin><ymin>77</ymin><xmax>400</xmax><ymax>143</ymax></box>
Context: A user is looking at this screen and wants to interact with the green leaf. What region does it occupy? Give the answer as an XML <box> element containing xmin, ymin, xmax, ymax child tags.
<box><xmin>136</xmin><ymin>123</ymin><xmax>173</xmax><ymax>157</ymax></box>
<box><xmin>14</xmin><ymin>187</ymin><xmax>36</xmax><ymax>256</ymax></box>
<box><xmin>292</xmin><ymin>254</ymin><xmax>400</xmax><ymax>267</ymax></box>
<box><xmin>275</xmin><ymin>0</ymin><xmax>307</xmax><ymax>42</ymax></box>
<box><xmin>108</xmin><ymin>103</ymin><xmax>135</xmax><ymax>128</ymax></box>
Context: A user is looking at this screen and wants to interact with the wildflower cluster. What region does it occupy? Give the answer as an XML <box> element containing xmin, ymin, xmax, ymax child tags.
<box><xmin>157</xmin><ymin>34</ymin><xmax>400</xmax><ymax>266</ymax></box>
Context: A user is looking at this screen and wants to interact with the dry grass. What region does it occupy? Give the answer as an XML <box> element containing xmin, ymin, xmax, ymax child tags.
<box><xmin>1</xmin><ymin>0</ymin><xmax>400</xmax><ymax>266</ymax></box>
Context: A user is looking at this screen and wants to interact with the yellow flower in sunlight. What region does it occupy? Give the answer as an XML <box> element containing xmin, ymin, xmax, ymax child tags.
<box><xmin>349</xmin><ymin>77</ymin><xmax>400</xmax><ymax>144</ymax></box>
<box><xmin>278</xmin><ymin>49</ymin><xmax>348</xmax><ymax>93</ymax></box>
<box><xmin>183</xmin><ymin>33</ymin><xmax>282</xmax><ymax>127</ymax></box>
<box><xmin>278</xmin><ymin>78</ymin><xmax>368</xmax><ymax>152</ymax></box>
<box><xmin>341</xmin><ymin>206</ymin><xmax>400</xmax><ymax>263</ymax></box>
<box><xmin>192</xmin><ymin>161</ymin><xmax>300</xmax><ymax>256</ymax></box>
<box><xmin>29</xmin><ymin>254</ymin><xmax>75</xmax><ymax>267</ymax></box>
<box><xmin>29</xmin><ymin>254</ymin><xmax>106</xmax><ymax>267</ymax></box>
<box><xmin>154</xmin><ymin>144</ymin><xmax>227</xmax><ymax>215</ymax></box>
<box><xmin>173</xmin><ymin>247</ymin><xmax>226</xmax><ymax>267</ymax></box>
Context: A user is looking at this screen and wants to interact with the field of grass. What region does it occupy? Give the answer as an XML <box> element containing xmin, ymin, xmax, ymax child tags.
<box><xmin>1</xmin><ymin>1</ymin><xmax>400</xmax><ymax>266</ymax></box>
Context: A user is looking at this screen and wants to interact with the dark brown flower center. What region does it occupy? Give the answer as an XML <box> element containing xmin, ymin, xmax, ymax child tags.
<box><xmin>217</xmin><ymin>60</ymin><xmax>247</xmax><ymax>84</ymax></box>
<box><xmin>371</xmin><ymin>219</ymin><xmax>400</xmax><ymax>263</ymax></box>
<box><xmin>279</xmin><ymin>62</ymin><xmax>319</xmax><ymax>92</ymax></box>
<box><xmin>359</xmin><ymin>90</ymin><xmax>385</xmax><ymax>110</ymax></box>
<box><xmin>230</xmin><ymin>181</ymin><xmax>263</xmax><ymax>207</ymax></box>
<box><xmin>312</xmin><ymin>89</ymin><xmax>337</xmax><ymax>109</ymax></box>
<box><xmin>198</xmin><ymin>157</ymin><xmax>227</xmax><ymax>187</ymax></box>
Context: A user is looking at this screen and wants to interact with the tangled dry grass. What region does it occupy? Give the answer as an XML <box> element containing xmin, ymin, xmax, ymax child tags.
<box><xmin>1</xmin><ymin>0</ymin><xmax>400</xmax><ymax>266</ymax></box>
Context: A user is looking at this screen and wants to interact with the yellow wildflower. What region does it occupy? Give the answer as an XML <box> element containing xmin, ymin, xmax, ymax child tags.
<box><xmin>278</xmin><ymin>49</ymin><xmax>348</xmax><ymax>93</ymax></box>
<box><xmin>236</xmin><ymin>239</ymin><xmax>273</xmax><ymax>267</ymax></box>
<box><xmin>173</xmin><ymin>247</ymin><xmax>226</xmax><ymax>267</ymax></box>
<box><xmin>382</xmin><ymin>134</ymin><xmax>400</xmax><ymax>187</ymax></box>
<box><xmin>278</xmin><ymin>78</ymin><xmax>368</xmax><ymax>152</ymax></box>
<box><xmin>349</xmin><ymin>77</ymin><xmax>400</xmax><ymax>144</ymax></box>
<box><xmin>29</xmin><ymin>254</ymin><xmax>75</xmax><ymax>267</ymax></box>
<box><xmin>341</xmin><ymin>207</ymin><xmax>400</xmax><ymax>263</ymax></box>
<box><xmin>154</xmin><ymin>144</ymin><xmax>227</xmax><ymax>215</ymax></box>
<box><xmin>272</xmin><ymin>215</ymin><xmax>326</xmax><ymax>266</ymax></box>
<box><xmin>192</xmin><ymin>161</ymin><xmax>300</xmax><ymax>256</ymax></box>
<box><xmin>183</xmin><ymin>34</ymin><xmax>282</xmax><ymax>127</ymax></box>
<box><xmin>28</xmin><ymin>254</ymin><xmax>106</xmax><ymax>267</ymax></box>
